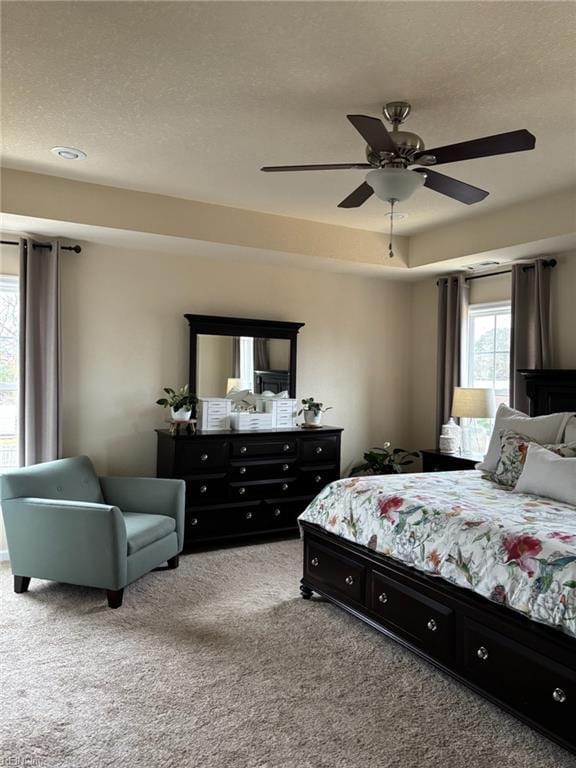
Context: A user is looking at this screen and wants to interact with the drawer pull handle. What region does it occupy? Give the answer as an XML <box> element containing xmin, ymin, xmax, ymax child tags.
<box><xmin>190</xmin><ymin>518</ymin><xmax>198</xmax><ymax>526</ymax></box>
<box><xmin>311</xmin><ymin>557</ymin><xmax>319</xmax><ymax>567</ymax></box>
<box><xmin>200</xmin><ymin>453</ymin><xmax>209</xmax><ymax>462</ymax></box>
<box><xmin>199</xmin><ymin>484</ymin><xmax>208</xmax><ymax>494</ymax></box>
<box><xmin>314</xmin><ymin>475</ymin><xmax>322</xmax><ymax>483</ymax></box>
<box><xmin>427</xmin><ymin>619</ymin><xmax>438</xmax><ymax>632</ymax></box>
<box><xmin>315</xmin><ymin>446</ymin><xmax>323</xmax><ymax>454</ymax></box>
<box><xmin>239</xmin><ymin>466</ymin><xmax>247</xmax><ymax>475</ymax></box>
<box><xmin>273</xmin><ymin>508</ymin><xmax>281</xmax><ymax>517</ymax></box>
<box><xmin>283</xmin><ymin>444</ymin><xmax>291</xmax><ymax>452</ymax></box>
<box><xmin>281</xmin><ymin>483</ymin><xmax>289</xmax><ymax>491</ymax></box>
<box><xmin>240</xmin><ymin>446</ymin><xmax>247</xmax><ymax>454</ymax></box>
<box><xmin>245</xmin><ymin>511</ymin><xmax>253</xmax><ymax>520</ymax></box>
<box><xmin>345</xmin><ymin>575</ymin><xmax>355</xmax><ymax>586</ymax></box>
<box><xmin>282</xmin><ymin>463</ymin><xmax>290</xmax><ymax>472</ymax></box>
<box><xmin>378</xmin><ymin>592</ymin><xmax>388</xmax><ymax>604</ymax></box>
<box><xmin>476</xmin><ymin>646</ymin><xmax>489</xmax><ymax>662</ymax></box>
<box><xmin>552</xmin><ymin>687</ymin><xmax>567</xmax><ymax>704</ymax></box>
<box><xmin>238</xmin><ymin>487</ymin><xmax>246</xmax><ymax>495</ymax></box>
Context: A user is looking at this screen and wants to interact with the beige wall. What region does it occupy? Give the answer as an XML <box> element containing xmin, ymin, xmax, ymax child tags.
<box><xmin>60</xmin><ymin>244</ymin><xmax>413</xmax><ymax>477</ymax></box>
<box><xmin>409</xmin><ymin>252</ymin><xmax>576</xmax><ymax>449</ymax></box>
<box><xmin>551</xmin><ymin>253</ymin><xmax>576</xmax><ymax>369</ymax></box>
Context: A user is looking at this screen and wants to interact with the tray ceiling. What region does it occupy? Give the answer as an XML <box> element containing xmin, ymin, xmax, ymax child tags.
<box><xmin>1</xmin><ymin>1</ymin><xmax>575</xmax><ymax>235</ymax></box>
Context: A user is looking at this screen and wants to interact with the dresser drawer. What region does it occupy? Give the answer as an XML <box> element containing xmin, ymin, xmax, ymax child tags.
<box><xmin>369</xmin><ymin>569</ymin><xmax>455</xmax><ymax>661</ymax></box>
<box><xmin>299</xmin><ymin>465</ymin><xmax>339</xmax><ymax>493</ymax></box>
<box><xmin>175</xmin><ymin>441</ymin><xmax>229</xmax><ymax>472</ymax></box>
<box><xmin>305</xmin><ymin>539</ymin><xmax>366</xmax><ymax>604</ymax></box>
<box><xmin>462</xmin><ymin>619</ymin><xmax>576</xmax><ymax>738</ymax></box>
<box><xmin>187</xmin><ymin>504</ymin><xmax>261</xmax><ymax>539</ymax></box>
<box><xmin>230</xmin><ymin>458</ymin><xmax>296</xmax><ymax>481</ymax></box>
<box><xmin>262</xmin><ymin>499</ymin><xmax>307</xmax><ymax>530</ymax></box>
<box><xmin>228</xmin><ymin>478</ymin><xmax>297</xmax><ymax>501</ymax></box>
<box><xmin>301</xmin><ymin>437</ymin><xmax>339</xmax><ymax>463</ymax></box>
<box><xmin>185</xmin><ymin>475</ymin><xmax>227</xmax><ymax>504</ymax></box>
<box><xmin>231</xmin><ymin>439</ymin><xmax>297</xmax><ymax>459</ymax></box>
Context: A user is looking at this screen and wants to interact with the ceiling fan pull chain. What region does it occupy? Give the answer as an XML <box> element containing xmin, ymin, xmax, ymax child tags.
<box><xmin>388</xmin><ymin>199</ymin><xmax>395</xmax><ymax>259</ymax></box>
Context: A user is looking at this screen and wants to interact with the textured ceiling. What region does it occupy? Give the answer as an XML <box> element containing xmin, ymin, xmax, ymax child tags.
<box><xmin>1</xmin><ymin>1</ymin><xmax>576</xmax><ymax>235</ymax></box>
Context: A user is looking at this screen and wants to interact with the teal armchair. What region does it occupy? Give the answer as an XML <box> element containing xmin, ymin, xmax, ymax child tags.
<box><xmin>1</xmin><ymin>456</ymin><xmax>185</xmax><ymax>608</ymax></box>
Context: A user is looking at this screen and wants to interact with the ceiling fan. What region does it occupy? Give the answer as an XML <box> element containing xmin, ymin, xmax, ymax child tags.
<box><xmin>261</xmin><ymin>101</ymin><xmax>536</xmax><ymax>210</ymax></box>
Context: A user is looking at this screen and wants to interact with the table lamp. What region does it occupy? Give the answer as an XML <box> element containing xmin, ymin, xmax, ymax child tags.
<box><xmin>452</xmin><ymin>387</ymin><xmax>496</xmax><ymax>454</ymax></box>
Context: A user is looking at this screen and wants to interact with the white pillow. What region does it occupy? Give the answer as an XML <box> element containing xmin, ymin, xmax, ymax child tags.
<box><xmin>515</xmin><ymin>443</ymin><xmax>576</xmax><ymax>506</ymax></box>
<box><xmin>477</xmin><ymin>404</ymin><xmax>571</xmax><ymax>473</ymax></box>
<box><xmin>565</xmin><ymin>416</ymin><xmax>576</xmax><ymax>443</ymax></box>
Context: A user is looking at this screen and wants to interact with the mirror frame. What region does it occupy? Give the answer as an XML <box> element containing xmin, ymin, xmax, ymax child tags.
<box><xmin>185</xmin><ymin>314</ymin><xmax>305</xmax><ymax>399</ymax></box>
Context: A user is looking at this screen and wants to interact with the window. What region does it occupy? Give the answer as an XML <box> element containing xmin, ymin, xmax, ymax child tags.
<box><xmin>463</xmin><ymin>302</ymin><xmax>511</xmax><ymax>452</ymax></box>
<box><xmin>466</xmin><ymin>302</ymin><xmax>511</xmax><ymax>407</ymax></box>
<box><xmin>0</xmin><ymin>275</ymin><xmax>19</xmax><ymax>471</ymax></box>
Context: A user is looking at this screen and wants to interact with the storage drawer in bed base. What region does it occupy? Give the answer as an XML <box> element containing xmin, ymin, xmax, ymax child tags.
<box><xmin>300</xmin><ymin>522</ymin><xmax>576</xmax><ymax>757</ymax></box>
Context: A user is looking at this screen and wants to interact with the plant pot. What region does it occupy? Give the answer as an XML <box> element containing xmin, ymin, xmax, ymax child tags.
<box><xmin>170</xmin><ymin>407</ymin><xmax>192</xmax><ymax>422</ymax></box>
<box><xmin>303</xmin><ymin>410</ymin><xmax>322</xmax><ymax>427</ymax></box>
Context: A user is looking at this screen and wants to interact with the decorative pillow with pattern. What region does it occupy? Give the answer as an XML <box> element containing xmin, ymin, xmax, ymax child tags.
<box><xmin>491</xmin><ymin>431</ymin><xmax>576</xmax><ymax>488</ymax></box>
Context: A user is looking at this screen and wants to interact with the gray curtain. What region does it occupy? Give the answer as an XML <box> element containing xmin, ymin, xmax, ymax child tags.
<box><xmin>254</xmin><ymin>338</ymin><xmax>270</xmax><ymax>371</ymax></box>
<box><xmin>19</xmin><ymin>238</ymin><xmax>62</xmax><ymax>465</ymax></box>
<box><xmin>436</xmin><ymin>275</ymin><xmax>469</xmax><ymax>442</ymax></box>
<box><xmin>510</xmin><ymin>259</ymin><xmax>552</xmax><ymax>412</ymax></box>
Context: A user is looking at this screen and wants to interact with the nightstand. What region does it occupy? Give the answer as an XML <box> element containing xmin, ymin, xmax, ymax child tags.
<box><xmin>420</xmin><ymin>449</ymin><xmax>481</xmax><ymax>473</ymax></box>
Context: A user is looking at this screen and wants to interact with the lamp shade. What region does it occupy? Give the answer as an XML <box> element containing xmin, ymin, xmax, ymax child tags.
<box><xmin>226</xmin><ymin>378</ymin><xmax>242</xmax><ymax>394</ymax></box>
<box><xmin>365</xmin><ymin>168</ymin><xmax>426</xmax><ymax>203</ymax></box>
<box><xmin>451</xmin><ymin>387</ymin><xmax>496</xmax><ymax>419</ymax></box>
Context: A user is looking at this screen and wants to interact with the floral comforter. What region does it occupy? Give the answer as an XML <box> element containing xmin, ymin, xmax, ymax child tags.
<box><xmin>299</xmin><ymin>471</ymin><xmax>576</xmax><ymax>638</ymax></box>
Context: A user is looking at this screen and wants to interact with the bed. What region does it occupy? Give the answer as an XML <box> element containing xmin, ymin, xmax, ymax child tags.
<box><xmin>299</xmin><ymin>370</ymin><xmax>576</xmax><ymax>755</ymax></box>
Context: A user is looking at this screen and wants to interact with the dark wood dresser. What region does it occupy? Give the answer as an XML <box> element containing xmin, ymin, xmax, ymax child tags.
<box><xmin>156</xmin><ymin>426</ymin><xmax>343</xmax><ymax>547</ymax></box>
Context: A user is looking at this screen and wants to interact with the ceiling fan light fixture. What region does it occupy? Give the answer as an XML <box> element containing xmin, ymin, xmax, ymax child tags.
<box><xmin>366</xmin><ymin>168</ymin><xmax>426</xmax><ymax>203</ymax></box>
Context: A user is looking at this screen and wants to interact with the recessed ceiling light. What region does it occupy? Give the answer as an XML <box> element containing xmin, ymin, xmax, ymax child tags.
<box><xmin>384</xmin><ymin>211</ymin><xmax>408</xmax><ymax>221</ymax></box>
<box><xmin>50</xmin><ymin>146</ymin><xmax>87</xmax><ymax>160</ymax></box>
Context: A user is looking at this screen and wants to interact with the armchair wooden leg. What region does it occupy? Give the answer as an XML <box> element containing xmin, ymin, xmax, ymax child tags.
<box><xmin>167</xmin><ymin>554</ymin><xmax>179</xmax><ymax>570</ymax></box>
<box><xmin>106</xmin><ymin>589</ymin><xmax>124</xmax><ymax>609</ymax></box>
<box><xmin>14</xmin><ymin>576</ymin><xmax>31</xmax><ymax>594</ymax></box>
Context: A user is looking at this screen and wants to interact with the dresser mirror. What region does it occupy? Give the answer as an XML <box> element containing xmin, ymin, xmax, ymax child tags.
<box><xmin>186</xmin><ymin>315</ymin><xmax>304</xmax><ymax>399</ymax></box>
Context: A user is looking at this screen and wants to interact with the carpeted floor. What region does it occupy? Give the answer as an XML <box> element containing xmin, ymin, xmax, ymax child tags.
<box><xmin>1</xmin><ymin>539</ymin><xmax>574</xmax><ymax>768</ymax></box>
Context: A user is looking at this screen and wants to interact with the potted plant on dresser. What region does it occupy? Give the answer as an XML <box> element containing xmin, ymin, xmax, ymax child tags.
<box><xmin>298</xmin><ymin>397</ymin><xmax>333</xmax><ymax>428</ymax></box>
<box><xmin>156</xmin><ymin>385</ymin><xmax>197</xmax><ymax>421</ymax></box>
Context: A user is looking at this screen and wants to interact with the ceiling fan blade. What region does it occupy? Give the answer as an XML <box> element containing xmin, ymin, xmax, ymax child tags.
<box><xmin>337</xmin><ymin>182</ymin><xmax>374</xmax><ymax>209</ymax></box>
<box><xmin>261</xmin><ymin>163</ymin><xmax>372</xmax><ymax>172</ymax></box>
<box><xmin>346</xmin><ymin>115</ymin><xmax>396</xmax><ymax>154</ymax></box>
<box><xmin>414</xmin><ymin>129</ymin><xmax>535</xmax><ymax>166</ymax></box>
<box><xmin>414</xmin><ymin>168</ymin><xmax>489</xmax><ymax>204</ymax></box>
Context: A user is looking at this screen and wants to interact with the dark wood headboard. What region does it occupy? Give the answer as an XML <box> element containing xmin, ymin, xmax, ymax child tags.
<box><xmin>519</xmin><ymin>370</ymin><xmax>576</xmax><ymax>416</ymax></box>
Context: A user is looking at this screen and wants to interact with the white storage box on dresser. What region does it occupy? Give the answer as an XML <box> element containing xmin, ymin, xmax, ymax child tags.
<box><xmin>264</xmin><ymin>398</ymin><xmax>298</xmax><ymax>428</ymax></box>
<box><xmin>230</xmin><ymin>412</ymin><xmax>274</xmax><ymax>431</ymax></box>
<box><xmin>197</xmin><ymin>398</ymin><xmax>232</xmax><ymax>431</ymax></box>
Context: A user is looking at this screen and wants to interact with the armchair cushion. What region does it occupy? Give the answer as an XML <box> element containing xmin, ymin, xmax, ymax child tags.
<box><xmin>100</xmin><ymin>476</ymin><xmax>185</xmax><ymax>551</ymax></box>
<box><xmin>123</xmin><ymin>512</ymin><xmax>176</xmax><ymax>555</ymax></box>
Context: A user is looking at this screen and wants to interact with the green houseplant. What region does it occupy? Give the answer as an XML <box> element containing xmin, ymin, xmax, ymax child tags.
<box><xmin>156</xmin><ymin>385</ymin><xmax>197</xmax><ymax>422</ymax></box>
<box><xmin>350</xmin><ymin>442</ymin><xmax>420</xmax><ymax>476</ymax></box>
<box><xmin>298</xmin><ymin>397</ymin><xmax>333</xmax><ymax>427</ymax></box>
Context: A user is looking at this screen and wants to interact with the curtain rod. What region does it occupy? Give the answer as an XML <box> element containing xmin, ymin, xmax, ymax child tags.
<box><xmin>436</xmin><ymin>258</ymin><xmax>557</xmax><ymax>286</ymax></box>
<box><xmin>0</xmin><ymin>239</ymin><xmax>82</xmax><ymax>253</ymax></box>
<box><xmin>464</xmin><ymin>258</ymin><xmax>556</xmax><ymax>282</ymax></box>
